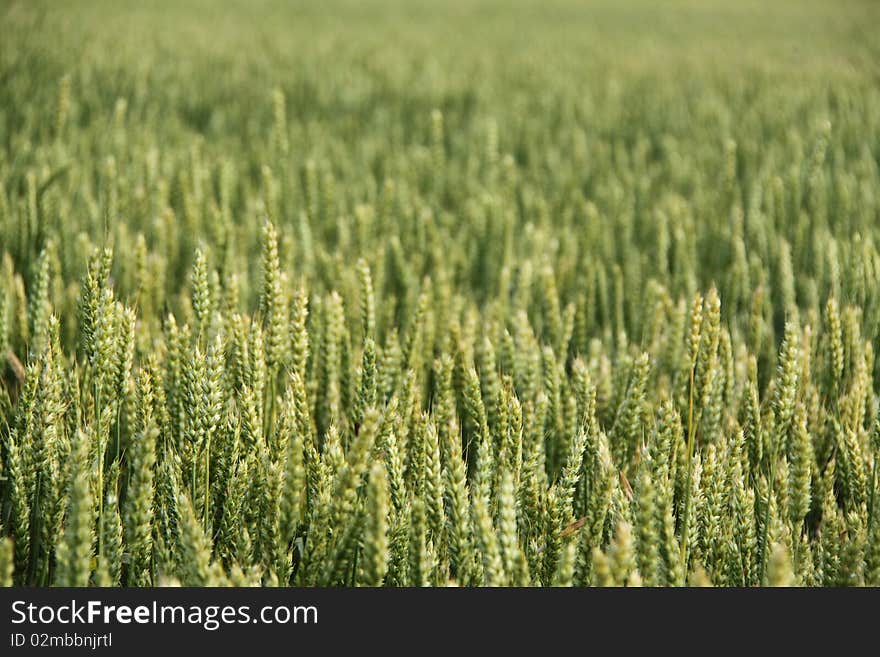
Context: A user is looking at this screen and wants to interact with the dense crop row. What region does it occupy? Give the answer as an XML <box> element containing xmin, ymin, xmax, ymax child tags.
<box><xmin>1</xmin><ymin>1</ymin><xmax>880</xmax><ymax>586</ymax></box>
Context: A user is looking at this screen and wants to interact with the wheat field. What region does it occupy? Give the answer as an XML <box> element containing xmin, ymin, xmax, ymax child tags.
<box><xmin>1</xmin><ymin>0</ymin><xmax>879</xmax><ymax>586</ymax></box>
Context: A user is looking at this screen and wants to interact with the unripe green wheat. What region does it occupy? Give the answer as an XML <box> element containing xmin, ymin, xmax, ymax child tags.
<box><xmin>2</xmin><ymin>2</ymin><xmax>879</xmax><ymax>588</ymax></box>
